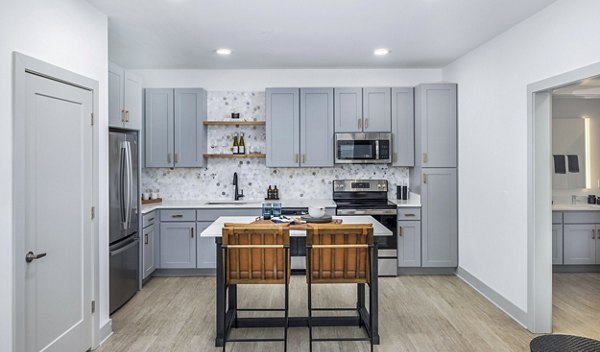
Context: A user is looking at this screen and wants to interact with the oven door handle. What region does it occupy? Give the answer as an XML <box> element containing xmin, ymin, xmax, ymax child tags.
<box><xmin>336</xmin><ymin>209</ymin><xmax>398</xmax><ymax>216</ymax></box>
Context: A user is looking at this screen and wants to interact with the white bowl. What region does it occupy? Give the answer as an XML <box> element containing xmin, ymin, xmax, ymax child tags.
<box><xmin>308</xmin><ymin>206</ymin><xmax>325</xmax><ymax>218</ymax></box>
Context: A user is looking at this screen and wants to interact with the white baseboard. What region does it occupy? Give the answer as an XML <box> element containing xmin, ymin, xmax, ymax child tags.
<box><xmin>94</xmin><ymin>319</ymin><xmax>113</xmax><ymax>350</ymax></box>
<box><xmin>456</xmin><ymin>267</ymin><xmax>528</xmax><ymax>328</ymax></box>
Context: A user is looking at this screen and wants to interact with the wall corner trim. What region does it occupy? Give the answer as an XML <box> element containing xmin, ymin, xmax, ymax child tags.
<box><xmin>456</xmin><ymin>267</ymin><xmax>528</xmax><ymax>328</ymax></box>
<box><xmin>96</xmin><ymin>319</ymin><xmax>113</xmax><ymax>348</ymax></box>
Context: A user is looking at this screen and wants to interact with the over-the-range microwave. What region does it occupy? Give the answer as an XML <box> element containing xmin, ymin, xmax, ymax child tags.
<box><xmin>334</xmin><ymin>132</ymin><xmax>392</xmax><ymax>164</ymax></box>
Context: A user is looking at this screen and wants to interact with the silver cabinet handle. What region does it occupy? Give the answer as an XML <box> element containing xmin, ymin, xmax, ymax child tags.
<box><xmin>398</xmin><ymin>227</ymin><xmax>403</xmax><ymax>237</ymax></box>
<box><xmin>423</xmin><ymin>173</ymin><xmax>428</xmax><ymax>184</ymax></box>
<box><xmin>121</xmin><ymin>109</ymin><xmax>126</xmax><ymax>123</ymax></box>
<box><xmin>126</xmin><ymin>110</ymin><xmax>130</xmax><ymax>122</ymax></box>
<box><xmin>302</xmin><ymin>154</ymin><xmax>306</xmax><ymax>163</ymax></box>
<box><xmin>148</xmin><ymin>218</ymin><xmax>155</xmax><ymax>222</ymax></box>
<box><xmin>358</xmin><ymin>118</ymin><xmax>362</xmax><ymax>130</ymax></box>
<box><xmin>404</xmin><ymin>214</ymin><xmax>416</xmax><ymax>217</ymax></box>
<box><xmin>365</xmin><ymin>117</ymin><xmax>369</xmax><ymax>129</ymax></box>
<box><xmin>144</xmin><ymin>233</ymin><xmax>149</xmax><ymax>245</ymax></box>
<box><xmin>295</xmin><ymin>153</ymin><xmax>299</xmax><ymax>163</ymax></box>
<box><xmin>593</xmin><ymin>229</ymin><xmax>596</xmax><ymax>240</ymax></box>
<box><xmin>191</xmin><ymin>227</ymin><xmax>195</xmax><ymax>238</ymax></box>
<box><xmin>167</xmin><ymin>153</ymin><xmax>171</xmax><ymax>164</ymax></box>
<box><xmin>174</xmin><ymin>153</ymin><xmax>179</xmax><ymax>164</ymax></box>
<box><xmin>423</xmin><ymin>152</ymin><xmax>429</xmax><ymax>163</ymax></box>
<box><xmin>172</xmin><ymin>214</ymin><xmax>183</xmax><ymax>218</ymax></box>
<box><xmin>26</xmin><ymin>251</ymin><xmax>47</xmax><ymax>263</ymax></box>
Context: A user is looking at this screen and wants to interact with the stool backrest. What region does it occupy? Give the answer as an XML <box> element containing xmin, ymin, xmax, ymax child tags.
<box><xmin>305</xmin><ymin>224</ymin><xmax>373</xmax><ymax>284</ymax></box>
<box><xmin>222</xmin><ymin>223</ymin><xmax>290</xmax><ymax>285</ymax></box>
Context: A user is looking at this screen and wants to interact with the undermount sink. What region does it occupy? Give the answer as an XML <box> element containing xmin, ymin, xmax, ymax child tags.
<box><xmin>206</xmin><ymin>200</ymin><xmax>261</xmax><ymax>205</ymax></box>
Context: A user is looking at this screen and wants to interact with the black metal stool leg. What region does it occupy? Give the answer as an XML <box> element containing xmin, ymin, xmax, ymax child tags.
<box><xmin>284</xmin><ymin>247</ymin><xmax>289</xmax><ymax>352</ymax></box>
<box><xmin>223</xmin><ymin>248</ymin><xmax>228</xmax><ymax>352</ymax></box>
<box><xmin>307</xmin><ymin>246</ymin><xmax>313</xmax><ymax>352</ymax></box>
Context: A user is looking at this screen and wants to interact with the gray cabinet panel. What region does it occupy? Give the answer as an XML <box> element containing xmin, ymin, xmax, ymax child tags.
<box><xmin>196</xmin><ymin>222</ymin><xmax>216</xmax><ymax>268</ymax></box>
<box><xmin>421</xmin><ymin>168</ymin><xmax>458</xmax><ymax>267</ymax></box>
<box><xmin>563</xmin><ymin>211</ymin><xmax>600</xmax><ymax>224</ymax></box>
<box><xmin>552</xmin><ymin>211</ymin><xmax>563</xmax><ymax>224</ymax></box>
<box><xmin>159</xmin><ymin>222</ymin><xmax>196</xmax><ymax>269</ymax></box>
<box><xmin>142</xmin><ymin>223</ymin><xmax>156</xmax><ymax>278</ymax></box>
<box><xmin>363</xmin><ymin>88</ymin><xmax>391</xmax><ymax>132</ymax></box>
<box><xmin>123</xmin><ymin>71</ymin><xmax>142</xmax><ymax>130</ymax></box>
<box><xmin>334</xmin><ymin>88</ymin><xmax>363</xmax><ymax>132</ymax></box>
<box><xmin>196</xmin><ymin>208</ymin><xmax>261</xmax><ymax>222</ymax></box>
<box><xmin>145</xmin><ymin>89</ymin><xmax>174</xmax><ymax>167</ymax></box>
<box><xmin>397</xmin><ymin>208</ymin><xmax>421</xmax><ymax>221</ymax></box>
<box><xmin>398</xmin><ymin>221</ymin><xmax>421</xmax><ymax>267</ymax></box>
<box><xmin>300</xmin><ymin>88</ymin><xmax>334</xmax><ymax>167</ymax></box>
<box><xmin>564</xmin><ymin>224</ymin><xmax>596</xmax><ymax>264</ymax></box>
<box><xmin>552</xmin><ymin>224</ymin><xmax>563</xmax><ymax>265</ymax></box>
<box><xmin>266</xmin><ymin>88</ymin><xmax>300</xmax><ymax>167</ymax></box>
<box><xmin>391</xmin><ymin>88</ymin><xmax>415</xmax><ymax>166</ymax></box>
<box><xmin>142</xmin><ymin>211</ymin><xmax>157</xmax><ymax>228</ymax></box>
<box><xmin>417</xmin><ymin>84</ymin><xmax>457</xmax><ymax>167</ymax></box>
<box><xmin>174</xmin><ymin>89</ymin><xmax>206</xmax><ymax>167</ymax></box>
<box><xmin>108</xmin><ymin>62</ymin><xmax>124</xmax><ymax>128</ymax></box>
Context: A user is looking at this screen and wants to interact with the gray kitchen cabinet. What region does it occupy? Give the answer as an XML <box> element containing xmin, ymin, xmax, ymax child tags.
<box><xmin>196</xmin><ymin>221</ymin><xmax>215</xmax><ymax>268</ymax></box>
<box><xmin>266</xmin><ymin>88</ymin><xmax>300</xmax><ymax>167</ymax></box>
<box><xmin>300</xmin><ymin>88</ymin><xmax>334</xmax><ymax>167</ymax></box>
<box><xmin>552</xmin><ymin>224</ymin><xmax>563</xmax><ymax>265</ymax></box>
<box><xmin>144</xmin><ymin>88</ymin><xmax>206</xmax><ymax>168</ymax></box>
<box><xmin>421</xmin><ymin>168</ymin><xmax>458</xmax><ymax>267</ymax></box>
<box><xmin>109</xmin><ymin>62</ymin><xmax>142</xmax><ymax>130</ymax></box>
<box><xmin>398</xmin><ymin>219</ymin><xmax>421</xmax><ymax>267</ymax></box>
<box><xmin>145</xmin><ymin>89</ymin><xmax>174</xmax><ymax>167</ymax></box>
<box><xmin>563</xmin><ymin>224</ymin><xmax>596</xmax><ymax>265</ymax></box>
<box><xmin>142</xmin><ymin>222</ymin><xmax>157</xmax><ymax>278</ymax></box>
<box><xmin>159</xmin><ymin>222</ymin><xmax>197</xmax><ymax>269</ymax></box>
<box><xmin>363</xmin><ymin>88</ymin><xmax>391</xmax><ymax>132</ymax></box>
<box><xmin>334</xmin><ymin>88</ymin><xmax>363</xmax><ymax>132</ymax></box>
<box><xmin>391</xmin><ymin>87</ymin><xmax>415</xmax><ymax>167</ymax></box>
<box><xmin>416</xmin><ymin>84</ymin><xmax>457</xmax><ymax>168</ymax></box>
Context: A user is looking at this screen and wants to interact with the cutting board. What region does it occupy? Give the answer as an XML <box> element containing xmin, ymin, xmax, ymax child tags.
<box><xmin>250</xmin><ymin>218</ymin><xmax>342</xmax><ymax>230</ymax></box>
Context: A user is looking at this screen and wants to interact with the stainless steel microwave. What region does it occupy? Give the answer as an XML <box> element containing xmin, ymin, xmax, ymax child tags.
<box><xmin>335</xmin><ymin>133</ymin><xmax>392</xmax><ymax>164</ymax></box>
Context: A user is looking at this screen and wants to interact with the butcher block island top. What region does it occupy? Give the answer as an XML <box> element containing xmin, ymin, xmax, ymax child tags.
<box><xmin>200</xmin><ymin>215</ymin><xmax>393</xmax><ymax>237</ymax></box>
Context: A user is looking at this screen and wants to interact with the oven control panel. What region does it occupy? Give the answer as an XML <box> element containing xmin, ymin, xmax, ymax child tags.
<box><xmin>333</xmin><ymin>179</ymin><xmax>388</xmax><ymax>192</ymax></box>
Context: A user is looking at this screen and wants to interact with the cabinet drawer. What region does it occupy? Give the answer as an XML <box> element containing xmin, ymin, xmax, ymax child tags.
<box><xmin>397</xmin><ymin>208</ymin><xmax>421</xmax><ymax>221</ymax></box>
<box><xmin>552</xmin><ymin>212</ymin><xmax>563</xmax><ymax>224</ymax></box>
<box><xmin>563</xmin><ymin>211</ymin><xmax>600</xmax><ymax>224</ymax></box>
<box><xmin>161</xmin><ymin>209</ymin><xmax>196</xmax><ymax>222</ymax></box>
<box><xmin>143</xmin><ymin>211</ymin><xmax>157</xmax><ymax>228</ymax></box>
<box><xmin>197</xmin><ymin>208</ymin><xmax>261</xmax><ymax>222</ymax></box>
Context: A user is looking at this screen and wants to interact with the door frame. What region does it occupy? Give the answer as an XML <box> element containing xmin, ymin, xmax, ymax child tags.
<box><xmin>527</xmin><ymin>61</ymin><xmax>600</xmax><ymax>333</ymax></box>
<box><xmin>12</xmin><ymin>52</ymin><xmax>100</xmax><ymax>350</ymax></box>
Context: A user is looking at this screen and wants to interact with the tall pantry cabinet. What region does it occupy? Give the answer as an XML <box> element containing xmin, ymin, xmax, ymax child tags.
<box><xmin>410</xmin><ymin>84</ymin><xmax>458</xmax><ymax>268</ymax></box>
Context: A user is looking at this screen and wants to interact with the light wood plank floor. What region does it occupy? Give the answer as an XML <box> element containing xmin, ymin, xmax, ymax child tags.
<box><xmin>553</xmin><ymin>273</ymin><xmax>600</xmax><ymax>339</ymax></box>
<box><xmin>97</xmin><ymin>274</ymin><xmax>551</xmax><ymax>352</ymax></box>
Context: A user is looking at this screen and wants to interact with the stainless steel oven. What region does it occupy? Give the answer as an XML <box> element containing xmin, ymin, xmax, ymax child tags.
<box><xmin>335</xmin><ymin>132</ymin><xmax>392</xmax><ymax>164</ymax></box>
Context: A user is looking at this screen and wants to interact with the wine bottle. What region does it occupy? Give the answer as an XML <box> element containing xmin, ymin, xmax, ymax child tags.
<box><xmin>267</xmin><ymin>185</ymin><xmax>273</xmax><ymax>199</ymax></box>
<box><xmin>232</xmin><ymin>133</ymin><xmax>239</xmax><ymax>154</ymax></box>
<box><xmin>239</xmin><ymin>132</ymin><xmax>246</xmax><ymax>154</ymax></box>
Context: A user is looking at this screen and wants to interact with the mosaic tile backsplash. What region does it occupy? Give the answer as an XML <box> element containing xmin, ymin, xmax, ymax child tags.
<box><xmin>142</xmin><ymin>91</ymin><xmax>410</xmax><ymax>200</ymax></box>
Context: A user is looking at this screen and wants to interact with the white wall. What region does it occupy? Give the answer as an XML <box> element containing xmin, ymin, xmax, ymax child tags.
<box><xmin>0</xmin><ymin>1</ymin><xmax>109</xmax><ymax>350</ymax></box>
<box><xmin>129</xmin><ymin>68</ymin><xmax>443</xmax><ymax>90</ymax></box>
<box><xmin>443</xmin><ymin>0</ymin><xmax>600</xmax><ymax>314</ymax></box>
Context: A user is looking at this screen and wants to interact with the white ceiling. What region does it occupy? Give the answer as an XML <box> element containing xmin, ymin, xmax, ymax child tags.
<box><xmin>554</xmin><ymin>77</ymin><xmax>600</xmax><ymax>98</ymax></box>
<box><xmin>89</xmin><ymin>0</ymin><xmax>557</xmax><ymax>69</ymax></box>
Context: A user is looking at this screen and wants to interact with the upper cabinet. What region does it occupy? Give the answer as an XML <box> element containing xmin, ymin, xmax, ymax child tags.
<box><xmin>109</xmin><ymin>62</ymin><xmax>142</xmax><ymax>130</ymax></box>
<box><xmin>266</xmin><ymin>88</ymin><xmax>334</xmax><ymax>167</ymax></box>
<box><xmin>334</xmin><ymin>88</ymin><xmax>391</xmax><ymax>133</ymax></box>
<box><xmin>144</xmin><ymin>88</ymin><xmax>207</xmax><ymax>168</ymax></box>
<box><xmin>416</xmin><ymin>84</ymin><xmax>457</xmax><ymax>168</ymax></box>
<box><xmin>391</xmin><ymin>87</ymin><xmax>415</xmax><ymax>167</ymax></box>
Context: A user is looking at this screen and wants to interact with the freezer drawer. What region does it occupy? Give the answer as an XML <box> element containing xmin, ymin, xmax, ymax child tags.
<box><xmin>110</xmin><ymin>236</ymin><xmax>139</xmax><ymax>313</ymax></box>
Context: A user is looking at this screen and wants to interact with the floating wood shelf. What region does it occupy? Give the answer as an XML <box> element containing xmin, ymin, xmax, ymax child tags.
<box><xmin>203</xmin><ymin>153</ymin><xmax>266</xmax><ymax>159</ymax></box>
<box><xmin>203</xmin><ymin>120</ymin><xmax>266</xmax><ymax>126</ymax></box>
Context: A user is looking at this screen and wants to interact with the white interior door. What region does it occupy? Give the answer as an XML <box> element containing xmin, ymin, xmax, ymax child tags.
<box><xmin>22</xmin><ymin>72</ymin><xmax>93</xmax><ymax>352</ymax></box>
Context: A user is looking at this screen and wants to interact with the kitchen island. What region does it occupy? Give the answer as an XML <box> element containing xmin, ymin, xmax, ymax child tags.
<box><xmin>201</xmin><ymin>216</ymin><xmax>389</xmax><ymax>346</ymax></box>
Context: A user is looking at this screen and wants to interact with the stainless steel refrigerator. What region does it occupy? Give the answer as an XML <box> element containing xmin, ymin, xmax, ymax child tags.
<box><xmin>109</xmin><ymin>129</ymin><xmax>139</xmax><ymax>314</ymax></box>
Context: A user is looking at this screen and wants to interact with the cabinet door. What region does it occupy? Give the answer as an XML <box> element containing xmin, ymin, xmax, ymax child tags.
<box><xmin>196</xmin><ymin>221</ymin><xmax>216</xmax><ymax>268</ymax></box>
<box><xmin>123</xmin><ymin>71</ymin><xmax>142</xmax><ymax>130</ymax></box>
<box><xmin>159</xmin><ymin>222</ymin><xmax>196</xmax><ymax>269</ymax></box>
<box><xmin>417</xmin><ymin>84</ymin><xmax>457</xmax><ymax>167</ymax></box>
<box><xmin>392</xmin><ymin>87</ymin><xmax>415</xmax><ymax>166</ymax></box>
<box><xmin>398</xmin><ymin>221</ymin><xmax>421</xmax><ymax>267</ymax></box>
<box><xmin>174</xmin><ymin>88</ymin><xmax>206</xmax><ymax>167</ymax></box>
<box><xmin>552</xmin><ymin>224</ymin><xmax>563</xmax><ymax>265</ymax></box>
<box><xmin>108</xmin><ymin>62</ymin><xmax>124</xmax><ymax>128</ymax></box>
<box><xmin>145</xmin><ymin>89</ymin><xmax>174</xmax><ymax>167</ymax></box>
<box><xmin>421</xmin><ymin>168</ymin><xmax>458</xmax><ymax>267</ymax></box>
<box><xmin>334</xmin><ymin>88</ymin><xmax>363</xmax><ymax>132</ymax></box>
<box><xmin>266</xmin><ymin>88</ymin><xmax>300</xmax><ymax>167</ymax></box>
<box><xmin>142</xmin><ymin>223</ymin><xmax>156</xmax><ymax>278</ymax></box>
<box><xmin>363</xmin><ymin>88</ymin><xmax>391</xmax><ymax>132</ymax></box>
<box><xmin>300</xmin><ymin>88</ymin><xmax>334</xmax><ymax>167</ymax></box>
<box><xmin>563</xmin><ymin>224</ymin><xmax>596</xmax><ymax>265</ymax></box>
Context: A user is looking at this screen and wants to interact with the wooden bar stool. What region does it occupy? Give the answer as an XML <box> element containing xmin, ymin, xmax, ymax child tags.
<box><xmin>221</xmin><ymin>223</ymin><xmax>291</xmax><ymax>352</ymax></box>
<box><xmin>305</xmin><ymin>224</ymin><xmax>375</xmax><ymax>352</ymax></box>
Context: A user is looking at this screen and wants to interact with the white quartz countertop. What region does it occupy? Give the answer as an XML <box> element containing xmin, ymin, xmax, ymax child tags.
<box><xmin>141</xmin><ymin>199</ymin><xmax>337</xmax><ymax>214</ymax></box>
<box><xmin>200</xmin><ymin>216</ymin><xmax>393</xmax><ymax>237</ymax></box>
<box><xmin>389</xmin><ymin>193</ymin><xmax>421</xmax><ymax>208</ymax></box>
<box><xmin>553</xmin><ymin>203</ymin><xmax>600</xmax><ymax>211</ymax></box>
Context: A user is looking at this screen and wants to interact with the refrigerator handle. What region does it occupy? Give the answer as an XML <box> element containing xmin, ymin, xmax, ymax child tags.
<box><xmin>119</xmin><ymin>145</ymin><xmax>127</xmax><ymax>228</ymax></box>
<box><xmin>125</xmin><ymin>141</ymin><xmax>133</xmax><ymax>229</ymax></box>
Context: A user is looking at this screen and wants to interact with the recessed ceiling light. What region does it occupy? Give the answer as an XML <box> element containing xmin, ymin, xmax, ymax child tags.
<box><xmin>374</xmin><ymin>48</ymin><xmax>390</xmax><ymax>56</ymax></box>
<box><xmin>216</xmin><ymin>48</ymin><xmax>232</xmax><ymax>55</ymax></box>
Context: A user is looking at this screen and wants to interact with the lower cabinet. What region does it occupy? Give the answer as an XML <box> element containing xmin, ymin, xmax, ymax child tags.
<box><xmin>398</xmin><ymin>220</ymin><xmax>421</xmax><ymax>267</ymax></box>
<box><xmin>160</xmin><ymin>222</ymin><xmax>197</xmax><ymax>269</ymax></box>
<box><xmin>196</xmin><ymin>221</ymin><xmax>216</xmax><ymax>268</ymax></box>
<box><xmin>142</xmin><ymin>222</ymin><xmax>157</xmax><ymax>278</ymax></box>
<box><xmin>563</xmin><ymin>224</ymin><xmax>597</xmax><ymax>265</ymax></box>
<box><xmin>552</xmin><ymin>224</ymin><xmax>563</xmax><ymax>265</ymax></box>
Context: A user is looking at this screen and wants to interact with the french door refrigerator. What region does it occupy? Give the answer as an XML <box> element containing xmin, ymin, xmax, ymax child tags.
<box><xmin>109</xmin><ymin>129</ymin><xmax>140</xmax><ymax>313</ymax></box>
